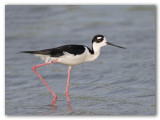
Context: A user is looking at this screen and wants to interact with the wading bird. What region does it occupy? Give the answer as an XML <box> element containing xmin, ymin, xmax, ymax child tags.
<box><xmin>21</xmin><ymin>34</ymin><xmax>125</xmax><ymax>105</ymax></box>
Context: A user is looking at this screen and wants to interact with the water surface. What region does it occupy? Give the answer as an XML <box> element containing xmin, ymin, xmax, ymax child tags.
<box><xmin>5</xmin><ymin>5</ymin><xmax>156</xmax><ymax>115</ymax></box>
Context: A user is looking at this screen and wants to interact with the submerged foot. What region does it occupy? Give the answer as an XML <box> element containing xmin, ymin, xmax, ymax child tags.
<box><xmin>50</xmin><ymin>96</ymin><xmax>57</xmax><ymax>106</ymax></box>
<box><xmin>67</xmin><ymin>101</ymin><xmax>72</xmax><ymax>111</ymax></box>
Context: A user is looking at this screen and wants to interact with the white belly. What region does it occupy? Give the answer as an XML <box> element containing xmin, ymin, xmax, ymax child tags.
<box><xmin>58</xmin><ymin>50</ymin><xmax>88</xmax><ymax>66</ymax></box>
<box><xmin>35</xmin><ymin>47</ymin><xmax>100</xmax><ymax>66</ymax></box>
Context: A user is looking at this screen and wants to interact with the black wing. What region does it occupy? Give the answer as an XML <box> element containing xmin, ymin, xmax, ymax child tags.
<box><xmin>20</xmin><ymin>45</ymin><xmax>86</xmax><ymax>57</ymax></box>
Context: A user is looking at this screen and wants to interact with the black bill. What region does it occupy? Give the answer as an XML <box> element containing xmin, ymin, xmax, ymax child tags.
<box><xmin>106</xmin><ymin>42</ymin><xmax>126</xmax><ymax>49</ymax></box>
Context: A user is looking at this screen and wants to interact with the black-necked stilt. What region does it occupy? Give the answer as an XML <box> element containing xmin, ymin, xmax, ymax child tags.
<box><xmin>21</xmin><ymin>34</ymin><xmax>125</xmax><ymax>105</ymax></box>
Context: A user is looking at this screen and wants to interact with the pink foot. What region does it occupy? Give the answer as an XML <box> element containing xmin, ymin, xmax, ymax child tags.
<box><xmin>66</xmin><ymin>91</ymin><xmax>70</xmax><ymax>102</ymax></box>
<box><xmin>50</xmin><ymin>96</ymin><xmax>57</xmax><ymax>106</ymax></box>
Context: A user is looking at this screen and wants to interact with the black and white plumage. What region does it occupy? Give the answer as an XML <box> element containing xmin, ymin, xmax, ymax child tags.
<box><xmin>21</xmin><ymin>34</ymin><xmax>125</xmax><ymax>106</ymax></box>
<box><xmin>21</xmin><ymin>35</ymin><xmax>125</xmax><ymax>66</ymax></box>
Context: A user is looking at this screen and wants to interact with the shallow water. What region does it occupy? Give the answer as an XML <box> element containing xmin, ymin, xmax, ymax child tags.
<box><xmin>5</xmin><ymin>5</ymin><xmax>156</xmax><ymax>115</ymax></box>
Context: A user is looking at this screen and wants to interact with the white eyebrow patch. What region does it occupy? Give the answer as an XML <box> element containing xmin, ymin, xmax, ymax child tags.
<box><xmin>97</xmin><ymin>37</ymin><xmax>102</xmax><ymax>39</ymax></box>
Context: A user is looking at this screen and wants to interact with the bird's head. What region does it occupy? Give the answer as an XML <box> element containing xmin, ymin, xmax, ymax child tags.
<box><xmin>92</xmin><ymin>35</ymin><xmax>126</xmax><ymax>50</ymax></box>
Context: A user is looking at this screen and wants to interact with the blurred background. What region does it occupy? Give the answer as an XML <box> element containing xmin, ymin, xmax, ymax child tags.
<box><xmin>5</xmin><ymin>5</ymin><xmax>156</xmax><ymax>115</ymax></box>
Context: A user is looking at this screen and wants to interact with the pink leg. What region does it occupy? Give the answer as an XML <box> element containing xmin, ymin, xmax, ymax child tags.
<box><xmin>66</xmin><ymin>66</ymin><xmax>72</xmax><ymax>102</ymax></box>
<box><xmin>32</xmin><ymin>59</ymin><xmax>58</xmax><ymax>105</ymax></box>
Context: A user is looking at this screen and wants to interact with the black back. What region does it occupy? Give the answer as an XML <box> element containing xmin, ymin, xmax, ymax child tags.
<box><xmin>50</xmin><ymin>45</ymin><xmax>85</xmax><ymax>57</ymax></box>
<box><xmin>21</xmin><ymin>45</ymin><xmax>86</xmax><ymax>57</ymax></box>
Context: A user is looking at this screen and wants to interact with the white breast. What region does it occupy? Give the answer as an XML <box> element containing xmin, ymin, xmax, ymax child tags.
<box><xmin>85</xmin><ymin>48</ymin><xmax>100</xmax><ymax>62</ymax></box>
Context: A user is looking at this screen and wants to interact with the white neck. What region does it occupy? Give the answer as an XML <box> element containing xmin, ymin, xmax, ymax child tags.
<box><xmin>86</xmin><ymin>39</ymin><xmax>107</xmax><ymax>62</ymax></box>
<box><xmin>92</xmin><ymin>42</ymin><xmax>101</xmax><ymax>54</ymax></box>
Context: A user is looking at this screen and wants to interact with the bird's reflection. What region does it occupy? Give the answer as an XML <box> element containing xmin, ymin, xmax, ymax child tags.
<box><xmin>66</xmin><ymin>95</ymin><xmax>72</xmax><ymax>111</ymax></box>
<box><xmin>42</xmin><ymin>101</ymin><xmax>72</xmax><ymax>115</ymax></box>
<box><xmin>50</xmin><ymin>104</ymin><xmax>57</xmax><ymax>110</ymax></box>
<box><xmin>42</xmin><ymin>104</ymin><xmax>57</xmax><ymax>115</ymax></box>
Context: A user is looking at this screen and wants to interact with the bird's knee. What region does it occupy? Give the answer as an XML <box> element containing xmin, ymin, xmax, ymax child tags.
<box><xmin>32</xmin><ymin>66</ymin><xmax>36</xmax><ymax>71</ymax></box>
